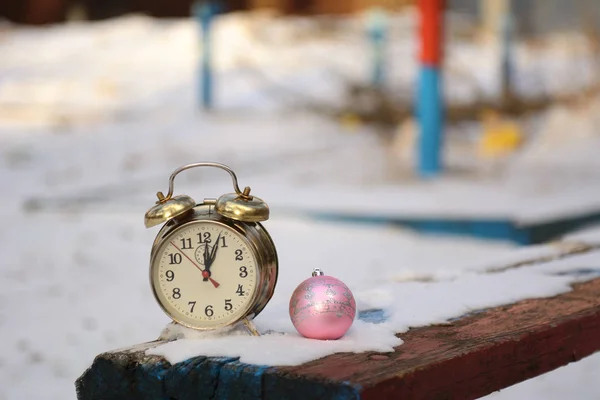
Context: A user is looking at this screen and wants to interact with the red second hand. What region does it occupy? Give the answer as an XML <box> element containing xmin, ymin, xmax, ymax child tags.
<box><xmin>170</xmin><ymin>241</ymin><xmax>220</xmax><ymax>288</ymax></box>
<box><xmin>207</xmin><ymin>277</ymin><xmax>220</xmax><ymax>288</ymax></box>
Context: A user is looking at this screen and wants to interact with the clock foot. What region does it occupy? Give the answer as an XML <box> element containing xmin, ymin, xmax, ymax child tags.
<box><xmin>242</xmin><ymin>318</ymin><xmax>260</xmax><ymax>336</ymax></box>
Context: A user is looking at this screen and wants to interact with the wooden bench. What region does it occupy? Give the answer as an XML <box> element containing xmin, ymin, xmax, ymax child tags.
<box><xmin>76</xmin><ymin>274</ymin><xmax>600</xmax><ymax>400</ymax></box>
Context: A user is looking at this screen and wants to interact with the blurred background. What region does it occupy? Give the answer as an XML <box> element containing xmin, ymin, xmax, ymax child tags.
<box><xmin>2</xmin><ymin>0</ymin><xmax>600</xmax><ymax>399</ymax></box>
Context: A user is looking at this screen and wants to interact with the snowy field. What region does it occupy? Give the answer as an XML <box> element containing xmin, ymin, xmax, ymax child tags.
<box><xmin>1</xmin><ymin>10</ymin><xmax>600</xmax><ymax>400</ymax></box>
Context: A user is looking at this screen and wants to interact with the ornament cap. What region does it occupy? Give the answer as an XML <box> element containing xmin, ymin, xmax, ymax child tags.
<box><xmin>312</xmin><ymin>268</ymin><xmax>325</xmax><ymax>277</ymax></box>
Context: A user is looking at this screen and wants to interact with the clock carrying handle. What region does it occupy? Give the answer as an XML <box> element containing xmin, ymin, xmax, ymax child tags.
<box><xmin>156</xmin><ymin>162</ymin><xmax>252</xmax><ymax>202</ymax></box>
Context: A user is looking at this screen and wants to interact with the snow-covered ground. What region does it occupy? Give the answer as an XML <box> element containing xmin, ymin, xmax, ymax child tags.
<box><xmin>1</xmin><ymin>11</ymin><xmax>600</xmax><ymax>400</ymax></box>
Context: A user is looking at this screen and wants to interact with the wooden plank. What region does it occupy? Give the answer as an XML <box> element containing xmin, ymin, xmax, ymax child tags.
<box><xmin>310</xmin><ymin>211</ymin><xmax>600</xmax><ymax>244</ymax></box>
<box><xmin>76</xmin><ymin>278</ymin><xmax>600</xmax><ymax>400</ymax></box>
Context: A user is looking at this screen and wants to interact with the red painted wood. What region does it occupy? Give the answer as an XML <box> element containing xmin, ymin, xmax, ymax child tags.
<box><xmin>269</xmin><ymin>278</ymin><xmax>600</xmax><ymax>400</ymax></box>
<box><xmin>419</xmin><ymin>0</ymin><xmax>445</xmax><ymax>65</ymax></box>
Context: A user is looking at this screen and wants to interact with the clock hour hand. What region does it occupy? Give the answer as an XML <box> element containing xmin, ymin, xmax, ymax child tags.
<box><xmin>202</xmin><ymin>242</ymin><xmax>210</xmax><ymax>281</ymax></box>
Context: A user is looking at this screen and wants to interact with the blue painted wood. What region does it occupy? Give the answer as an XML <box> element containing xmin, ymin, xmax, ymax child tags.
<box><xmin>215</xmin><ymin>363</ymin><xmax>269</xmax><ymax>399</ymax></box>
<box><xmin>78</xmin><ymin>355</ymin><xmax>138</xmax><ymax>399</ymax></box>
<box><xmin>555</xmin><ymin>268</ymin><xmax>600</xmax><ymax>278</ymax></box>
<box><xmin>76</xmin><ymin>348</ymin><xmax>360</xmax><ymax>400</ymax></box>
<box><xmin>417</xmin><ymin>66</ymin><xmax>443</xmax><ymax>177</ymax></box>
<box><xmin>163</xmin><ymin>356</ymin><xmax>242</xmax><ymax>400</ymax></box>
<box><xmin>262</xmin><ymin>371</ymin><xmax>361</xmax><ymax>400</ymax></box>
<box><xmin>358</xmin><ymin>309</ymin><xmax>387</xmax><ymax>324</ymax></box>
<box><xmin>526</xmin><ymin>211</ymin><xmax>600</xmax><ymax>244</ymax></box>
<box><xmin>135</xmin><ymin>358</ymin><xmax>170</xmax><ymax>400</ymax></box>
<box><xmin>309</xmin><ymin>211</ymin><xmax>600</xmax><ymax>244</ymax></box>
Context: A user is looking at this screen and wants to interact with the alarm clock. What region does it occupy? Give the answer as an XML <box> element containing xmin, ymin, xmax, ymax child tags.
<box><xmin>144</xmin><ymin>162</ymin><xmax>278</xmax><ymax>335</ymax></box>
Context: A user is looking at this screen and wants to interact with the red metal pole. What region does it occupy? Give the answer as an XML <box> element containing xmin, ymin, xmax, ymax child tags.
<box><xmin>419</xmin><ymin>0</ymin><xmax>445</xmax><ymax>66</ymax></box>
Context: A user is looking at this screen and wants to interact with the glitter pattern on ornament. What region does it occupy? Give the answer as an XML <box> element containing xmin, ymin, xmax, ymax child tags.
<box><xmin>289</xmin><ymin>268</ymin><xmax>356</xmax><ymax>340</ymax></box>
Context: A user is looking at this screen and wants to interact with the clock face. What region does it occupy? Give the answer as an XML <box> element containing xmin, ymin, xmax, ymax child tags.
<box><xmin>151</xmin><ymin>220</ymin><xmax>258</xmax><ymax>329</ymax></box>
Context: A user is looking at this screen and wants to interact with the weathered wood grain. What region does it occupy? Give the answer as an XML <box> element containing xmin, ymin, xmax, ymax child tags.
<box><xmin>76</xmin><ymin>278</ymin><xmax>600</xmax><ymax>400</ymax></box>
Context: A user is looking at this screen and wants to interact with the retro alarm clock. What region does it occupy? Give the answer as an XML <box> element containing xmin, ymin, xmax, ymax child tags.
<box><xmin>144</xmin><ymin>162</ymin><xmax>278</xmax><ymax>335</ymax></box>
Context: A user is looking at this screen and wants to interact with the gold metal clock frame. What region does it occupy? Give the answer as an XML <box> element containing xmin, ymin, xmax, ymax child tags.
<box><xmin>144</xmin><ymin>162</ymin><xmax>278</xmax><ymax>335</ymax></box>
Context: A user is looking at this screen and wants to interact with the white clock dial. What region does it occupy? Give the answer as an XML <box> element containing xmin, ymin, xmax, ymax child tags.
<box><xmin>151</xmin><ymin>220</ymin><xmax>258</xmax><ymax>329</ymax></box>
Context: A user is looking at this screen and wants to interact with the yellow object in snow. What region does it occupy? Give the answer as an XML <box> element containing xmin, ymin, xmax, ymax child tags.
<box><xmin>479</xmin><ymin>114</ymin><xmax>523</xmax><ymax>157</ymax></box>
<box><xmin>340</xmin><ymin>113</ymin><xmax>362</xmax><ymax>132</ymax></box>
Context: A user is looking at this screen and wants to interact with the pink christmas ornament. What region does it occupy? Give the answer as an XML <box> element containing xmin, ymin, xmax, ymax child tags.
<box><xmin>289</xmin><ymin>268</ymin><xmax>356</xmax><ymax>340</ymax></box>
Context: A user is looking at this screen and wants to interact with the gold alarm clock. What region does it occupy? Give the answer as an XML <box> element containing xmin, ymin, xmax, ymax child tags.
<box><xmin>144</xmin><ymin>162</ymin><xmax>278</xmax><ymax>335</ymax></box>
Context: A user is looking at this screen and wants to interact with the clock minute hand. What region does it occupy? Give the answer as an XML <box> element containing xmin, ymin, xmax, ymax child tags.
<box><xmin>208</xmin><ymin>233</ymin><xmax>221</xmax><ymax>266</ymax></box>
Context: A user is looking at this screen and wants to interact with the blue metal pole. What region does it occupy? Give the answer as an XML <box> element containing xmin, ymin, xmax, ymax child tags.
<box><xmin>417</xmin><ymin>66</ymin><xmax>443</xmax><ymax>176</ymax></box>
<box><xmin>193</xmin><ymin>1</ymin><xmax>215</xmax><ymax>110</ymax></box>
<box><xmin>366</xmin><ymin>10</ymin><xmax>388</xmax><ymax>88</ymax></box>
<box><xmin>500</xmin><ymin>2</ymin><xmax>514</xmax><ymax>101</ymax></box>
